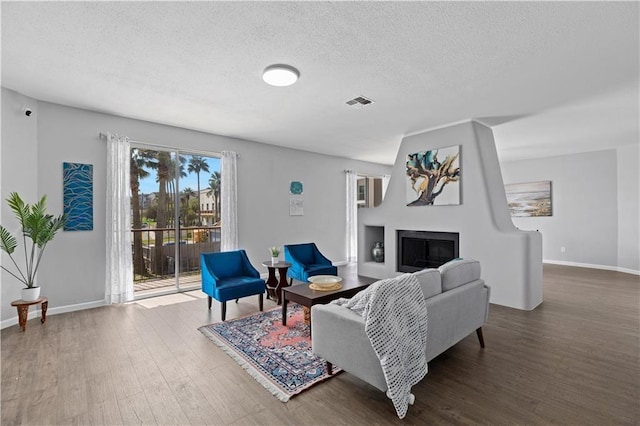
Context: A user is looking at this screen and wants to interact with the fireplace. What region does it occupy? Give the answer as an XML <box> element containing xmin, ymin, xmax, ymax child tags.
<box><xmin>397</xmin><ymin>230</ymin><xmax>459</xmax><ymax>272</ymax></box>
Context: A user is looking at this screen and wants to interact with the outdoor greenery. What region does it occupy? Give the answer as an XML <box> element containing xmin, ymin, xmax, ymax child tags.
<box><xmin>207</xmin><ymin>171</ymin><xmax>221</xmax><ymax>224</ymax></box>
<box><xmin>130</xmin><ymin>149</ymin><xmax>221</xmax><ymax>278</ymax></box>
<box><xmin>188</xmin><ymin>156</ymin><xmax>210</xmax><ymax>225</ymax></box>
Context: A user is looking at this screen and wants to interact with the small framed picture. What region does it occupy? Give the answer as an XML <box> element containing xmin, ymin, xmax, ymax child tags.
<box><xmin>289</xmin><ymin>198</ymin><xmax>304</xmax><ymax>216</ymax></box>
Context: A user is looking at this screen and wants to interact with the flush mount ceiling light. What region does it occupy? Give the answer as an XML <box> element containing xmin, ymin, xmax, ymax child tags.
<box><xmin>262</xmin><ymin>64</ymin><xmax>299</xmax><ymax>87</ymax></box>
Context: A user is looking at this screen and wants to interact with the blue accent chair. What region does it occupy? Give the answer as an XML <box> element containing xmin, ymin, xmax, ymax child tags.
<box><xmin>284</xmin><ymin>243</ymin><xmax>338</xmax><ymax>284</ymax></box>
<box><xmin>201</xmin><ymin>250</ymin><xmax>265</xmax><ymax>321</ymax></box>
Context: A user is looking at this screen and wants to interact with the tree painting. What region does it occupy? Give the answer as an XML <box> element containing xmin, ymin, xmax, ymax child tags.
<box><xmin>406</xmin><ymin>145</ymin><xmax>461</xmax><ymax>206</ymax></box>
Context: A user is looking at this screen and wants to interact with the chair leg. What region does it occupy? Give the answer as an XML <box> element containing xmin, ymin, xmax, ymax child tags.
<box><xmin>235</xmin><ymin>299</ymin><xmax>239</xmax><ymax>303</ymax></box>
<box><xmin>326</xmin><ymin>361</ymin><xmax>333</xmax><ymax>375</ymax></box>
<box><xmin>289</xmin><ymin>277</ymin><xmax>293</xmax><ymax>286</ymax></box>
<box><xmin>207</xmin><ymin>296</ymin><xmax>212</xmax><ymax>310</ymax></box>
<box><xmin>476</xmin><ymin>327</ymin><xmax>485</xmax><ymax>348</ymax></box>
<box><xmin>221</xmin><ymin>301</ymin><xmax>227</xmax><ymax>321</ymax></box>
<box><xmin>259</xmin><ymin>293</ymin><xmax>263</xmax><ymax>311</ymax></box>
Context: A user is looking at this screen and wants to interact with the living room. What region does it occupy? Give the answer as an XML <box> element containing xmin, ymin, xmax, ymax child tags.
<box><xmin>1</xmin><ymin>2</ymin><xmax>638</xmax><ymax>424</ymax></box>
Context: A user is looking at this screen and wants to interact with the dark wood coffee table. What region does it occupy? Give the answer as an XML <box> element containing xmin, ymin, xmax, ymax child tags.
<box><xmin>281</xmin><ymin>274</ymin><xmax>376</xmax><ymax>328</ymax></box>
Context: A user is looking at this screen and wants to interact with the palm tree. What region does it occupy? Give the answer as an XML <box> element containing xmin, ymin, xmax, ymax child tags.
<box><xmin>145</xmin><ymin>151</ymin><xmax>173</xmax><ymax>275</ymax></box>
<box><xmin>207</xmin><ymin>171</ymin><xmax>221</xmax><ymax>223</ymax></box>
<box><xmin>188</xmin><ymin>156</ymin><xmax>210</xmax><ymax>225</ymax></box>
<box><xmin>181</xmin><ymin>187</ymin><xmax>196</xmax><ymax>206</ymax></box>
<box><xmin>180</xmin><ymin>187</ymin><xmax>196</xmax><ymax>225</ymax></box>
<box><xmin>165</xmin><ymin>155</ymin><xmax>187</xmax><ymax>227</ymax></box>
<box><xmin>131</xmin><ymin>148</ymin><xmax>151</xmax><ymax>277</ymax></box>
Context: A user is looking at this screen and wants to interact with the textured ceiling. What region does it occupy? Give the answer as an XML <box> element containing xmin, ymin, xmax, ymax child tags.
<box><xmin>2</xmin><ymin>2</ymin><xmax>638</xmax><ymax>164</ymax></box>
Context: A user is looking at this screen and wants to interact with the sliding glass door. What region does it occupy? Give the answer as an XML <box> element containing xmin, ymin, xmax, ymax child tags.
<box><xmin>130</xmin><ymin>146</ymin><xmax>220</xmax><ymax>296</ymax></box>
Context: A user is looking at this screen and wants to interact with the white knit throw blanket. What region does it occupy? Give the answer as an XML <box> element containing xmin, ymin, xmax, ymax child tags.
<box><xmin>332</xmin><ymin>274</ymin><xmax>428</xmax><ymax>419</ymax></box>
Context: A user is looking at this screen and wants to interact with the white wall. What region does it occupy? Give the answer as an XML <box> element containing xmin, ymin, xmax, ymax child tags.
<box><xmin>501</xmin><ymin>148</ymin><xmax>639</xmax><ymax>273</ymax></box>
<box><xmin>1</xmin><ymin>88</ymin><xmax>391</xmax><ymax>322</ymax></box>
<box><xmin>616</xmin><ymin>144</ymin><xmax>640</xmax><ymax>272</ymax></box>
<box><xmin>358</xmin><ymin>120</ymin><xmax>543</xmax><ymax>310</ymax></box>
<box><xmin>1</xmin><ymin>89</ymin><xmax>39</xmax><ymax>313</ymax></box>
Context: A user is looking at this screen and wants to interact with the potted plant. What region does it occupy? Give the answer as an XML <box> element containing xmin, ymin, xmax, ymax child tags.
<box><xmin>0</xmin><ymin>192</ymin><xmax>66</xmax><ymax>301</ymax></box>
<box><xmin>269</xmin><ymin>246</ymin><xmax>280</xmax><ymax>265</ymax></box>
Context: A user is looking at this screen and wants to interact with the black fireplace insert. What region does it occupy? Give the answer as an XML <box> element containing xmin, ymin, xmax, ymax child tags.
<box><xmin>397</xmin><ymin>230</ymin><xmax>459</xmax><ymax>272</ymax></box>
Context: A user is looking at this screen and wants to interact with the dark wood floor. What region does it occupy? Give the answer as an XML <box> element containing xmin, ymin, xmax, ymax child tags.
<box><xmin>2</xmin><ymin>264</ymin><xmax>639</xmax><ymax>425</ymax></box>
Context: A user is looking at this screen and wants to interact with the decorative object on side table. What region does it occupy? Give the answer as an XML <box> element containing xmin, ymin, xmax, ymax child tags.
<box><xmin>0</xmin><ymin>192</ymin><xmax>66</xmax><ymax>302</ymax></box>
<box><xmin>268</xmin><ymin>246</ymin><xmax>280</xmax><ymax>265</ymax></box>
<box><xmin>372</xmin><ymin>241</ymin><xmax>385</xmax><ymax>262</ymax></box>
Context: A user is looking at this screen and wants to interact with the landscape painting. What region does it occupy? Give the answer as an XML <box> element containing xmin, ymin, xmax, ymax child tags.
<box><xmin>406</xmin><ymin>145</ymin><xmax>460</xmax><ymax>206</ymax></box>
<box><xmin>505</xmin><ymin>180</ymin><xmax>552</xmax><ymax>217</ymax></box>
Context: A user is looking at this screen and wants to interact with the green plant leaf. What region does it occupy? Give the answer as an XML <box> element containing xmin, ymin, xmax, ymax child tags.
<box><xmin>0</xmin><ymin>226</ymin><xmax>17</xmax><ymax>254</ymax></box>
<box><xmin>6</xmin><ymin>192</ymin><xmax>29</xmax><ymax>228</ymax></box>
<box><xmin>1</xmin><ymin>192</ymin><xmax>66</xmax><ymax>288</ymax></box>
<box><xmin>36</xmin><ymin>215</ymin><xmax>66</xmax><ymax>247</ymax></box>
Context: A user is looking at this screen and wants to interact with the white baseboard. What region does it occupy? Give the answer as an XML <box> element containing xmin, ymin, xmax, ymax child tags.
<box><xmin>543</xmin><ymin>259</ymin><xmax>640</xmax><ymax>276</ymax></box>
<box><xmin>1</xmin><ymin>299</ymin><xmax>105</xmax><ymax>330</ymax></box>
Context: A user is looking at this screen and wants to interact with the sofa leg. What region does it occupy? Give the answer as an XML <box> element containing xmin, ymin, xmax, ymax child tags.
<box><xmin>221</xmin><ymin>302</ymin><xmax>227</xmax><ymax>321</ymax></box>
<box><xmin>207</xmin><ymin>296</ymin><xmax>212</xmax><ymax>310</ymax></box>
<box><xmin>476</xmin><ymin>327</ymin><xmax>485</xmax><ymax>348</ymax></box>
<box><xmin>259</xmin><ymin>293</ymin><xmax>263</xmax><ymax>311</ymax></box>
<box><xmin>326</xmin><ymin>361</ymin><xmax>333</xmax><ymax>375</ymax></box>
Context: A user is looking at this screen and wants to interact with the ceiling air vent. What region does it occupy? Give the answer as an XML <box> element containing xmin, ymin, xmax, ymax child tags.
<box><xmin>346</xmin><ymin>95</ymin><xmax>374</xmax><ymax>108</ymax></box>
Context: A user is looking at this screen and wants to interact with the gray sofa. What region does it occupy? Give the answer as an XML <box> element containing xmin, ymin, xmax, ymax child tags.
<box><xmin>311</xmin><ymin>258</ymin><xmax>490</xmax><ymax>392</ymax></box>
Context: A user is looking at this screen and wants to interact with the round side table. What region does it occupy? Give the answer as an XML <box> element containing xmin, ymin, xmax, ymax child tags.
<box><xmin>261</xmin><ymin>261</ymin><xmax>291</xmax><ymax>305</ymax></box>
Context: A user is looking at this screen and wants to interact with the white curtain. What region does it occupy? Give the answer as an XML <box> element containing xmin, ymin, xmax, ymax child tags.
<box><xmin>221</xmin><ymin>151</ymin><xmax>238</xmax><ymax>251</ymax></box>
<box><xmin>382</xmin><ymin>174</ymin><xmax>391</xmax><ymax>200</ymax></box>
<box><xmin>345</xmin><ymin>170</ymin><xmax>358</xmax><ymax>263</ymax></box>
<box><xmin>105</xmin><ymin>133</ymin><xmax>134</xmax><ymax>304</ymax></box>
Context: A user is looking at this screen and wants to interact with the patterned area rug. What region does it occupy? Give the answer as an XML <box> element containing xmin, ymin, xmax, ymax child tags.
<box><xmin>198</xmin><ymin>304</ymin><xmax>340</xmax><ymax>402</ymax></box>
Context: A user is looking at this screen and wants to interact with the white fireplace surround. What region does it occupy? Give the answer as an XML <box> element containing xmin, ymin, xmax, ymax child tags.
<box><xmin>358</xmin><ymin>120</ymin><xmax>543</xmax><ymax>310</ymax></box>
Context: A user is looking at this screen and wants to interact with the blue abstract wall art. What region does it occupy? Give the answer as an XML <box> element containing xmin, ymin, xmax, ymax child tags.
<box><xmin>63</xmin><ymin>162</ymin><xmax>93</xmax><ymax>231</ymax></box>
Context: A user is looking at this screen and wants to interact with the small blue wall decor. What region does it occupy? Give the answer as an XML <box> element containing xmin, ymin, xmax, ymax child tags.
<box><xmin>63</xmin><ymin>162</ymin><xmax>93</xmax><ymax>231</ymax></box>
<box><xmin>289</xmin><ymin>181</ymin><xmax>304</xmax><ymax>195</ymax></box>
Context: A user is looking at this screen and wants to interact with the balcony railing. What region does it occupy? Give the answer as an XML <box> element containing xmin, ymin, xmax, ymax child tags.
<box><xmin>131</xmin><ymin>225</ymin><xmax>221</xmax><ymax>292</ymax></box>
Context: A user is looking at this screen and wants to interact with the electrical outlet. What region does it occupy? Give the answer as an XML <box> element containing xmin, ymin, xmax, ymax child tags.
<box><xmin>560</xmin><ymin>246</ymin><xmax>566</xmax><ymax>253</ymax></box>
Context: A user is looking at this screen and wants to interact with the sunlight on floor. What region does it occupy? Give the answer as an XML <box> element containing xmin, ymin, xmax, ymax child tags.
<box><xmin>132</xmin><ymin>290</ymin><xmax>205</xmax><ymax>309</ymax></box>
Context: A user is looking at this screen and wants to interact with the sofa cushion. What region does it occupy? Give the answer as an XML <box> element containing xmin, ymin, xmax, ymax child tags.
<box><xmin>439</xmin><ymin>258</ymin><xmax>481</xmax><ymax>291</ymax></box>
<box><xmin>413</xmin><ymin>268</ymin><xmax>442</xmax><ymax>299</ymax></box>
